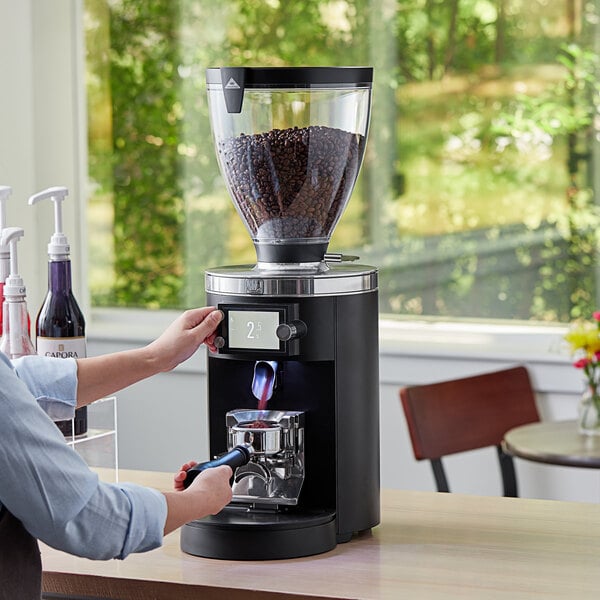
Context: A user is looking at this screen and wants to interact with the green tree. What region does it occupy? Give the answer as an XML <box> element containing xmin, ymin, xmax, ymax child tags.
<box><xmin>108</xmin><ymin>0</ymin><xmax>184</xmax><ymax>308</ymax></box>
<box><xmin>86</xmin><ymin>0</ymin><xmax>600</xmax><ymax>322</ymax></box>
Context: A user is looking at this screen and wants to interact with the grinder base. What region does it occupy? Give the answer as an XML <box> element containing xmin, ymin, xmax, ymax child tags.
<box><xmin>180</xmin><ymin>507</ymin><xmax>336</xmax><ymax>560</ymax></box>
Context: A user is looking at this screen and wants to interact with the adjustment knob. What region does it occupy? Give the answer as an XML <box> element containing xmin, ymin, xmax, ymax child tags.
<box><xmin>276</xmin><ymin>320</ymin><xmax>307</xmax><ymax>342</ymax></box>
<box><xmin>214</xmin><ymin>336</ymin><xmax>225</xmax><ymax>349</ymax></box>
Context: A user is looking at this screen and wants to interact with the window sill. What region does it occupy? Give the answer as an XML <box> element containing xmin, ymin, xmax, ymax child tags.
<box><xmin>89</xmin><ymin>307</ymin><xmax>570</xmax><ymax>364</ymax></box>
<box><xmin>89</xmin><ymin>307</ymin><xmax>184</xmax><ymax>344</ymax></box>
<box><xmin>88</xmin><ymin>308</ymin><xmax>580</xmax><ymax>395</ymax></box>
<box><xmin>379</xmin><ymin>317</ymin><xmax>569</xmax><ymax>364</ymax></box>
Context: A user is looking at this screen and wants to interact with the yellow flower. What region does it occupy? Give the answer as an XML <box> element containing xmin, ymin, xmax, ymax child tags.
<box><xmin>565</xmin><ymin>322</ymin><xmax>600</xmax><ymax>357</ymax></box>
<box><xmin>565</xmin><ymin>313</ymin><xmax>600</xmax><ymax>420</ymax></box>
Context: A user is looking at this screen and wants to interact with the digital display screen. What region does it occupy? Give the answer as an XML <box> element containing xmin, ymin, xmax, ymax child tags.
<box><xmin>227</xmin><ymin>310</ymin><xmax>281</xmax><ymax>350</ymax></box>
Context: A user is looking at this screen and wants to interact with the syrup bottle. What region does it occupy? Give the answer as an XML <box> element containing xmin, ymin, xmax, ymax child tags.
<box><xmin>29</xmin><ymin>186</ymin><xmax>87</xmax><ymax>437</ymax></box>
<box><xmin>0</xmin><ymin>227</ymin><xmax>36</xmax><ymax>358</ymax></box>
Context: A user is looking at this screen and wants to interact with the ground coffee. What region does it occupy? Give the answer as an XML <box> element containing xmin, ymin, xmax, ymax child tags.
<box><xmin>218</xmin><ymin>125</ymin><xmax>365</xmax><ymax>239</ymax></box>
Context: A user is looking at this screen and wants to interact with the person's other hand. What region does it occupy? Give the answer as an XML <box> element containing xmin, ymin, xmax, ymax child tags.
<box><xmin>146</xmin><ymin>307</ymin><xmax>223</xmax><ymax>372</ymax></box>
<box><xmin>174</xmin><ymin>460</ymin><xmax>198</xmax><ymax>491</ymax></box>
<box><xmin>186</xmin><ymin>465</ymin><xmax>233</xmax><ymax>515</ymax></box>
<box><xmin>163</xmin><ymin>464</ymin><xmax>233</xmax><ymax>534</ymax></box>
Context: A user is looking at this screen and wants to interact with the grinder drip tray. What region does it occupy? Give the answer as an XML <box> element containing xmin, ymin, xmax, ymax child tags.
<box><xmin>180</xmin><ymin>507</ymin><xmax>336</xmax><ymax>560</ymax></box>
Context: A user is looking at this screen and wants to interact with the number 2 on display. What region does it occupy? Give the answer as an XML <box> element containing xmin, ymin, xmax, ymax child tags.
<box><xmin>247</xmin><ymin>321</ymin><xmax>262</xmax><ymax>339</ymax></box>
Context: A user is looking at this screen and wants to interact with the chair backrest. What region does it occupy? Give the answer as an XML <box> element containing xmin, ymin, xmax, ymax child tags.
<box><xmin>399</xmin><ymin>365</ymin><xmax>540</xmax><ymax>496</ymax></box>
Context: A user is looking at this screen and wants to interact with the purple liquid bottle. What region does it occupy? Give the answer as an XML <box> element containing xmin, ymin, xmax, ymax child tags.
<box><xmin>30</xmin><ymin>187</ymin><xmax>87</xmax><ymax>437</ymax></box>
<box><xmin>36</xmin><ymin>259</ymin><xmax>87</xmax><ymax>436</ymax></box>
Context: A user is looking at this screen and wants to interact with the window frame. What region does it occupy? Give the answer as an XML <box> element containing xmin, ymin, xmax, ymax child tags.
<box><xmin>2</xmin><ymin>0</ymin><xmax>575</xmax><ymax>386</ymax></box>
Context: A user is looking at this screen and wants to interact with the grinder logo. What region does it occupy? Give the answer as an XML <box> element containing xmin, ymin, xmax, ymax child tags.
<box><xmin>225</xmin><ymin>77</ymin><xmax>241</xmax><ymax>89</ymax></box>
<box><xmin>245</xmin><ymin>279</ymin><xmax>264</xmax><ymax>294</ymax></box>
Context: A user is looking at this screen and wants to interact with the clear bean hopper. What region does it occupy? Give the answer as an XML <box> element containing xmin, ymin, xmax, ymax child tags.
<box><xmin>206</xmin><ymin>67</ymin><xmax>372</xmax><ymax>267</ymax></box>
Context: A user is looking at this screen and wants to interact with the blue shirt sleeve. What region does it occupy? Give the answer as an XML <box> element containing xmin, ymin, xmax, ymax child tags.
<box><xmin>11</xmin><ymin>354</ymin><xmax>78</xmax><ymax>420</ymax></box>
<box><xmin>0</xmin><ymin>353</ymin><xmax>167</xmax><ymax>559</ymax></box>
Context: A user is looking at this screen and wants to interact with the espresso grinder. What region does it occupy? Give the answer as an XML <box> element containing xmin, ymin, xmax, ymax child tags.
<box><xmin>181</xmin><ymin>67</ymin><xmax>380</xmax><ymax>560</ymax></box>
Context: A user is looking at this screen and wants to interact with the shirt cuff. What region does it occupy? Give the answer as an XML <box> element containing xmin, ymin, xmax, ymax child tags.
<box><xmin>118</xmin><ymin>484</ymin><xmax>167</xmax><ymax>558</ymax></box>
<box><xmin>12</xmin><ymin>355</ymin><xmax>78</xmax><ymax>420</ymax></box>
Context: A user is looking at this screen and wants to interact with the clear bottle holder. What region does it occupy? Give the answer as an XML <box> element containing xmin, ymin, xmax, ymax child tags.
<box><xmin>64</xmin><ymin>396</ymin><xmax>118</xmax><ymax>482</ymax></box>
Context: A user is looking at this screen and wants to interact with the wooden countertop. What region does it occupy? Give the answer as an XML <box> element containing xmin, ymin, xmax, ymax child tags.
<box><xmin>41</xmin><ymin>470</ymin><xmax>600</xmax><ymax>600</ymax></box>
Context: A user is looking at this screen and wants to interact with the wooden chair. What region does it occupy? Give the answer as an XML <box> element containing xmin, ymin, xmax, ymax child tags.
<box><xmin>399</xmin><ymin>366</ymin><xmax>540</xmax><ymax>497</ymax></box>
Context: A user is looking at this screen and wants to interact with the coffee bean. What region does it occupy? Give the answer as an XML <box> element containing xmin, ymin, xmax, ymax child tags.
<box><xmin>218</xmin><ymin>125</ymin><xmax>365</xmax><ymax>239</ymax></box>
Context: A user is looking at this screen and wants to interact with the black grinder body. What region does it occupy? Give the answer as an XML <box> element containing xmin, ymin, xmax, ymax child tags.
<box><xmin>180</xmin><ymin>264</ymin><xmax>380</xmax><ymax>560</ymax></box>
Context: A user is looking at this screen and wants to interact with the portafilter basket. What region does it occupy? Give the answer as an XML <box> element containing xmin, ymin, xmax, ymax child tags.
<box><xmin>231</xmin><ymin>421</ymin><xmax>281</xmax><ymax>455</ymax></box>
<box><xmin>226</xmin><ymin>409</ymin><xmax>304</xmax><ymax>457</ymax></box>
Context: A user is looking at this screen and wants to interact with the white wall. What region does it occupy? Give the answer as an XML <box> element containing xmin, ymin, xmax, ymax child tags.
<box><xmin>0</xmin><ymin>0</ymin><xmax>87</xmax><ymax>314</ymax></box>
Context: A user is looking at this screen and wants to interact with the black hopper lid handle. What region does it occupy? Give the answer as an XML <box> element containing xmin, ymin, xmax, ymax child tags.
<box><xmin>220</xmin><ymin>67</ymin><xmax>246</xmax><ymax>114</ymax></box>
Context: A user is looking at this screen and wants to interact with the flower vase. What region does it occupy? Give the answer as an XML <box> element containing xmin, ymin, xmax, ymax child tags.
<box><xmin>578</xmin><ymin>389</ymin><xmax>600</xmax><ymax>435</ymax></box>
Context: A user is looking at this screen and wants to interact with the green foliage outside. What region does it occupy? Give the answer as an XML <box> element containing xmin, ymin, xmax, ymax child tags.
<box><xmin>85</xmin><ymin>0</ymin><xmax>600</xmax><ymax>322</ymax></box>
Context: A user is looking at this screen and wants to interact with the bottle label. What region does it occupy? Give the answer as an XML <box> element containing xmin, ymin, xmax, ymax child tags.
<box><xmin>36</xmin><ymin>336</ymin><xmax>87</xmax><ymax>359</ymax></box>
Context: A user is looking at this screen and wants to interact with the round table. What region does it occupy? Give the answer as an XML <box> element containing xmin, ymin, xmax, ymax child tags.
<box><xmin>503</xmin><ymin>420</ymin><xmax>600</xmax><ymax>469</ymax></box>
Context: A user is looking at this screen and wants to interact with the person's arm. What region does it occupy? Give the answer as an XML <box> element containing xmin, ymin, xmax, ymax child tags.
<box><xmin>0</xmin><ymin>357</ymin><xmax>163</xmax><ymax>558</ymax></box>
<box><xmin>0</xmin><ymin>356</ymin><xmax>233</xmax><ymax>560</ymax></box>
<box><xmin>11</xmin><ymin>354</ymin><xmax>78</xmax><ymax>420</ymax></box>
<box><xmin>11</xmin><ymin>307</ymin><xmax>223</xmax><ymax>417</ymax></box>
<box><xmin>74</xmin><ymin>307</ymin><xmax>223</xmax><ymax>407</ymax></box>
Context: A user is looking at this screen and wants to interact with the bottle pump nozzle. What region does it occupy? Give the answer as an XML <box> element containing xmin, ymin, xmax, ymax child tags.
<box><xmin>0</xmin><ymin>186</ymin><xmax>12</xmax><ymax>280</ymax></box>
<box><xmin>0</xmin><ymin>186</ymin><xmax>11</xmax><ymax>230</ymax></box>
<box><xmin>28</xmin><ymin>186</ymin><xmax>70</xmax><ymax>260</ymax></box>
<box><xmin>0</xmin><ymin>227</ymin><xmax>26</xmax><ymax>299</ymax></box>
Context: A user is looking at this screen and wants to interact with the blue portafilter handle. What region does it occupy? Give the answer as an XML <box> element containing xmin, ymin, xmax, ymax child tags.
<box><xmin>183</xmin><ymin>445</ymin><xmax>251</xmax><ymax>489</ymax></box>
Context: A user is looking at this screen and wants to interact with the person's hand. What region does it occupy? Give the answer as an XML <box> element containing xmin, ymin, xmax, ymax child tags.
<box><xmin>163</xmin><ymin>464</ymin><xmax>233</xmax><ymax>534</ymax></box>
<box><xmin>146</xmin><ymin>307</ymin><xmax>224</xmax><ymax>372</ymax></box>
<box><xmin>174</xmin><ymin>460</ymin><xmax>197</xmax><ymax>491</ymax></box>
<box><xmin>185</xmin><ymin>465</ymin><xmax>233</xmax><ymax>515</ymax></box>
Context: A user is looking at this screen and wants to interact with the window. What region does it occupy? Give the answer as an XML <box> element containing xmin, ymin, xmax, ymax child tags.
<box><xmin>85</xmin><ymin>0</ymin><xmax>600</xmax><ymax>322</ymax></box>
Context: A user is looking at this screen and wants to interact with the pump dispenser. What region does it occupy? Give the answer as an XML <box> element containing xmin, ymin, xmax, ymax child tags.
<box><xmin>29</xmin><ymin>186</ymin><xmax>87</xmax><ymax>437</ymax></box>
<box><xmin>0</xmin><ymin>186</ymin><xmax>32</xmax><ymax>337</ymax></box>
<box><xmin>0</xmin><ymin>187</ymin><xmax>11</xmax><ymax>278</ymax></box>
<box><xmin>0</xmin><ymin>227</ymin><xmax>36</xmax><ymax>358</ymax></box>
<box><xmin>0</xmin><ymin>186</ymin><xmax>12</xmax><ymax>337</ymax></box>
<box><xmin>0</xmin><ymin>186</ymin><xmax>31</xmax><ymax>337</ymax></box>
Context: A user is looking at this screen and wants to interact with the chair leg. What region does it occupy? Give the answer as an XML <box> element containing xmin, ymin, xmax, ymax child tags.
<box><xmin>430</xmin><ymin>458</ymin><xmax>450</xmax><ymax>493</ymax></box>
<box><xmin>496</xmin><ymin>445</ymin><xmax>518</xmax><ymax>497</ymax></box>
